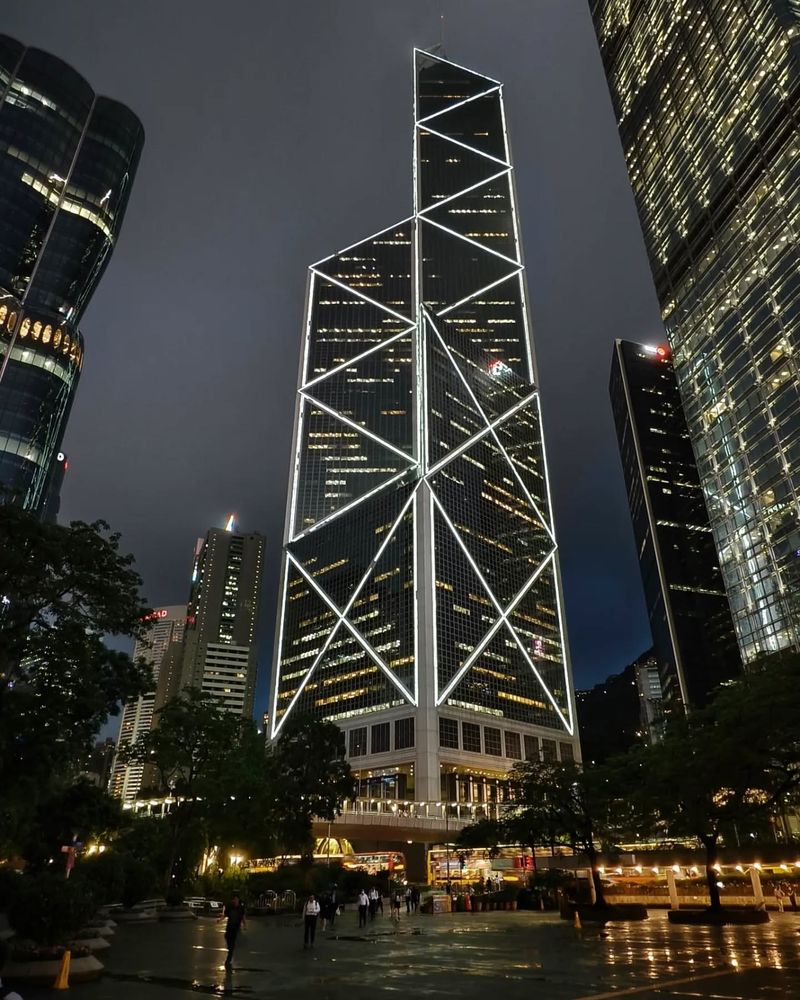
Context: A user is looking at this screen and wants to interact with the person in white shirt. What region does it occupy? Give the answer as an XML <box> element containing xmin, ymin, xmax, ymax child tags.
<box><xmin>303</xmin><ymin>894</ymin><xmax>321</xmax><ymax>948</ymax></box>
<box><xmin>358</xmin><ymin>889</ymin><xmax>369</xmax><ymax>928</ymax></box>
<box><xmin>368</xmin><ymin>886</ymin><xmax>379</xmax><ymax>921</ymax></box>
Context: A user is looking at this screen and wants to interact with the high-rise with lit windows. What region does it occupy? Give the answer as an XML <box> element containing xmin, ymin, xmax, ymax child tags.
<box><xmin>590</xmin><ymin>3</ymin><xmax>800</xmax><ymax>662</ymax></box>
<box><xmin>0</xmin><ymin>35</ymin><xmax>143</xmax><ymax>512</ymax></box>
<box><xmin>610</xmin><ymin>340</ymin><xmax>741</xmax><ymax>710</ymax></box>
<box><xmin>181</xmin><ymin>519</ymin><xmax>264</xmax><ymax>717</ymax></box>
<box><xmin>270</xmin><ymin>50</ymin><xmax>579</xmax><ymax>811</ymax></box>
<box><xmin>108</xmin><ymin>606</ymin><xmax>187</xmax><ymax>805</ymax></box>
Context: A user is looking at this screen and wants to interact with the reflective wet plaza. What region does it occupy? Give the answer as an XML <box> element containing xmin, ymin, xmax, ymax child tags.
<box><xmin>16</xmin><ymin>909</ymin><xmax>800</xmax><ymax>999</ymax></box>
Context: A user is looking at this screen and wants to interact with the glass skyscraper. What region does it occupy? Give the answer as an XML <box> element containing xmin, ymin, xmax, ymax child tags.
<box><xmin>610</xmin><ymin>340</ymin><xmax>741</xmax><ymax>710</ymax></box>
<box><xmin>270</xmin><ymin>50</ymin><xmax>579</xmax><ymax>807</ymax></box>
<box><xmin>589</xmin><ymin>3</ymin><xmax>800</xmax><ymax>662</ymax></box>
<box><xmin>0</xmin><ymin>35</ymin><xmax>143</xmax><ymax>512</ymax></box>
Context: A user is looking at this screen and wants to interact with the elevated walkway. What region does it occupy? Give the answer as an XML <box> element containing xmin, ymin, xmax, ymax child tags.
<box><xmin>312</xmin><ymin>798</ymin><xmax>499</xmax><ymax>843</ymax></box>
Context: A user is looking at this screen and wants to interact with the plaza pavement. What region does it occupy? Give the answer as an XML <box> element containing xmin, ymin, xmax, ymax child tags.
<box><xmin>14</xmin><ymin>907</ymin><xmax>800</xmax><ymax>999</ymax></box>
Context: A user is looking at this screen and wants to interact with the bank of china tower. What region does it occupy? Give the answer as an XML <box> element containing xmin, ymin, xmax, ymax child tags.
<box><xmin>270</xmin><ymin>51</ymin><xmax>580</xmax><ymax>810</ymax></box>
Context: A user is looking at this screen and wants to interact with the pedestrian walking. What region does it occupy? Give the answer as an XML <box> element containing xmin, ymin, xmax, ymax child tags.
<box><xmin>412</xmin><ymin>885</ymin><xmax>420</xmax><ymax>913</ymax></box>
<box><xmin>369</xmin><ymin>886</ymin><xmax>379</xmax><ymax>920</ymax></box>
<box><xmin>328</xmin><ymin>887</ymin><xmax>339</xmax><ymax>928</ymax></box>
<box><xmin>405</xmin><ymin>886</ymin><xmax>412</xmax><ymax>914</ymax></box>
<box><xmin>303</xmin><ymin>894</ymin><xmax>321</xmax><ymax>948</ymax></box>
<box><xmin>391</xmin><ymin>888</ymin><xmax>403</xmax><ymax>923</ymax></box>
<box><xmin>774</xmin><ymin>884</ymin><xmax>785</xmax><ymax>913</ymax></box>
<box><xmin>358</xmin><ymin>889</ymin><xmax>369</xmax><ymax>928</ymax></box>
<box><xmin>220</xmin><ymin>893</ymin><xmax>246</xmax><ymax>968</ymax></box>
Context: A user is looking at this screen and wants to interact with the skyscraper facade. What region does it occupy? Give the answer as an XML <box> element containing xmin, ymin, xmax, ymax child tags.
<box><xmin>109</xmin><ymin>606</ymin><xmax>186</xmax><ymax>805</ymax></box>
<box><xmin>590</xmin><ymin>3</ymin><xmax>800</xmax><ymax>662</ymax></box>
<box><xmin>0</xmin><ymin>35</ymin><xmax>143</xmax><ymax>512</ymax></box>
<box><xmin>270</xmin><ymin>51</ymin><xmax>579</xmax><ymax>810</ymax></box>
<box><xmin>610</xmin><ymin>340</ymin><xmax>741</xmax><ymax>709</ymax></box>
<box><xmin>181</xmin><ymin>521</ymin><xmax>264</xmax><ymax>717</ymax></box>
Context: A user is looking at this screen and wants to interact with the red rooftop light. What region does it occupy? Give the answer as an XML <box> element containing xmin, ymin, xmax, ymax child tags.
<box><xmin>656</xmin><ymin>345</ymin><xmax>669</xmax><ymax>358</ymax></box>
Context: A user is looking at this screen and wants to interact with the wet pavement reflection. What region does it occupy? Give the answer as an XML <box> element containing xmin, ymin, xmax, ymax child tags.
<box><xmin>14</xmin><ymin>909</ymin><xmax>800</xmax><ymax>999</ymax></box>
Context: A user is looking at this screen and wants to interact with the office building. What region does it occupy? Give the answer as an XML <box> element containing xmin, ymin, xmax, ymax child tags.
<box><xmin>634</xmin><ymin>649</ymin><xmax>664</xmax><ymax>744</ymax></box>
<box><xmin>270</xmin><ymin>50</ymin><xmax>579</xmax><ymax>814</ymax></box>
<box><xmin>576</xmin><ymin>660</ymin><xmax>641</xmax><ymax>764</ymax></box>
<box><xmin>181</xmin><ymin>518</ymin><xmax>264</xmax><ymax>717</ymax></box>
<box><xmin>108</xmin><ymin>606</ymin><xmax>186</xmax><ymax>805</ymax></box>
<box><xmin>610</xmin><ymin>340</ymin><xmax>741</xmax><ymax>709</ymax></box>
<box><xmin>590</xmin><ymin>4</ymin><xmax>800</xmax><ymax>662</ymax></box>
<box><xmin>0</xmin><ymin>36</ymin><xmax>143</xmax><ymax>513</ymax></box>
<box><xmin>40</xmin><ymin>450</ymin><xmax>67</xmax><ymax>523</ymax></box>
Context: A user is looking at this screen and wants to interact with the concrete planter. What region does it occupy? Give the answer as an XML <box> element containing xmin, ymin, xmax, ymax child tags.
<box><xmin>575</xmin><ymin>903</ymin><xmax>648</xmax><ymax>922</ymax></box>
<box><xmin>158</xmin><ymin>906</ymin><xmax>197</xmax><ymax>922</ymax></box>
<box><xmin>112</xmin><ymin>908</ymin><xmax>157</xmax><ymax>923</ymax></box>
<box><xmin>71</xmin><ymin>936</ymin><xmax>111</xmax><ymax>953</ymax></box>
<box><xmin>2</xmin><ymin>953</ymin><xmax>104</xmax><ymax>986</ymax></box>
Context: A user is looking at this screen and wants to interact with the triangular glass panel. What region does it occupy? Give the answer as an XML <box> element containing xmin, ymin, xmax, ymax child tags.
<box><xmin>312</xmin><ymin>220</ymin><xmax>413</xmax><ymax>320</ymax></box>
<box><xmin>445</xmin><ymin>621</ymin><xmax>566</xmax><ymax>731</ymax></box>
<box><xmin>288</xmin><ymin>624</ymin><xmax>409</xmax><ymax>722</ymax></box>
<box><xmin>433</xmin><ymin>503</ymin><xmax>498</xmax><ymax>695</ymax></box>
<box><xmin>293</xmin><ymin>398</ymin><xmax>415</xmax><ymax>534</ymax></box>
<box><xmin>273</xmin><ymin>562</ymin><xmax>339</xmax><ymax>729</ymax></box>
<box><xmin>506</xmin><ymin>558</ymin><xmax>570</xmax><ymax>717</ymax></box>
<box><xmin>415</xmin><ymin>50</ymin><xmax>499</xmax><ymax>121</ymax></box>
<box><xmin>429</xmin><ymin>431</ymin><xmax>553</xmax><ymax>607</ymax></box>
<box><xmin>492</xmin><ymin>395</ymin><xmax>551</xmax><ymax>530</ymax></box>
<box><xmin>425</xmin><ymin>316</ymin><xmax>486</xmax><ymax>468</ymax></box>
<box><xmin>417</xmin><ymin>129</ymin><xmax>506</xmax><ymax>211</ymax></box>
<box><xmin>420</xmin><ymin>218</ymin><xmax>518</xmax><ymax>314</ymax></box>
<box><xmin>289</xmin><ymin>481</ymin><xmax>416</xmax><ymax>613</ymax></box>
<box><xmin>423</xmin><ymin>173</ymin><xmax>518</xmax><ymax>264</ymax></box>
<box><xmin>304</xmin><ymin>274</ymin><xmax>410</xmax><ymax>384</ymax></box>
<box><xmin>435</xmin><ymin>270</ymin><xmax>530</xmax><ymax>387</ymax></box>
<box><xmin>428</xmin><ymin>90</ymin><xmax>508</xmax><ymax>162</ymax></box>
<box><xmin>305</xmin><ymin>332</ymin><xmax>414</xmax><ymax>456</ymax></box>
<box><xmin>345</xmin><ymin>496</ymin><xmax>416</xmax><ymax>696</ymax></box>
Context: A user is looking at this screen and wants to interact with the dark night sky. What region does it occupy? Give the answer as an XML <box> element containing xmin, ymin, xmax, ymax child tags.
<box><xmin>4</xmin><ymin>0</ymin><xmax>665</xmax><ymax>711</ymax></box>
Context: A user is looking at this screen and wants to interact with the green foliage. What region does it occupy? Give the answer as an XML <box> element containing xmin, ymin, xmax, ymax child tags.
<box><xmin>8</xmin><ymin>872</ymin><xmax>98</xmax><ymax>946</ymax></box>
<box><xmin>119</xmin><ymin>855</ymin><xmax>158</xmax><ymax>909</ymax></box>
<box><xmin>456</xmin><ymin>818</ymin><xmax>504</xmax><ymax>857</ymax></box>
<box><xmin>22</xmin><ymin>780</ymin><xmax>124</xmax><ymax>868</ymax></box>
<box><xmin>77</xmin><ymin>851</ymin><xmax>125</xmax><ymax>905</ymax></box>
<box><xmin>0</xmin><ymin>508</ymin><xmax>151</xmax><ymax>853</ymax></box>
<box><xmin>268</xmin><ymin>714</ymin><xmax>354</xmax><ymax>855</ymax></box>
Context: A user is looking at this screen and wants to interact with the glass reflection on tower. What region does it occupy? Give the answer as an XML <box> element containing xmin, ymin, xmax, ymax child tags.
<box><xmin>270</xmin><ymin>50</ymin><xmax>579</xmax><ymax>807</ymax></box>
<box><xmin>0</xmin><ymin>35</ymin><xmax>143</xmax><ymax>512</ymax></box>
<box><xmin>589</xmin><ymin>2</ymin><xmax>800</xmax><ymax>661</ymax></box>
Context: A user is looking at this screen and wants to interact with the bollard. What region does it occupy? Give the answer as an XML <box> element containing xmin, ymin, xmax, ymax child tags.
<box><xmin>53</xmin><ymin>949</ymin><xmax>71</xmax><ymax>990</ymax></box>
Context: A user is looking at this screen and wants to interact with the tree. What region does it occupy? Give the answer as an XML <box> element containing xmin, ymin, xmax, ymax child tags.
<box><xmin>268</xmin><ymin>714</ymin><xmax>354</xmax><ymax>856</ymax></box>
<box><xmin>0</xmin><ymin>507</ymin><xmax>152</xmax><ymax>852</ymax></box>
<box><xmin>21</xmin><ymin>780</ymin><xmax>124</xmax><ymax>869</ymax></box>
<box><xmin>636</xmin><ymin>652</ymin><xmax>800</xmax><ymax>911</ymax></box>
<box><xmin>456</xmin><ymin>818</ymin><xmax>504</xmax><ymax>859</ymax></box>
<box><xmin>509</xmin><ymin>759</ymin><xmax>635</xmax><ymax>907</ymax></box>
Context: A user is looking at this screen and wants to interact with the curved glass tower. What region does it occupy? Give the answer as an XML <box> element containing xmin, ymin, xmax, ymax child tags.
<box><xmin>270</xmin><ymin>50</ymin><xmax>579</xmax><ymax>807</ymax></box>
<box><xmin>0</xmin><ymin>35</ymin><xmax>143</xmax><ymax>512</ymax></box>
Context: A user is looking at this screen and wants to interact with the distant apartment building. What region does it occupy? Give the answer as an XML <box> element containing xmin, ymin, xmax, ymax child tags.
<box><xmin>108</xmin><ymin>606</ymin><xmax>186</xmax><ymax>804</ymax></box>
<box><xmin>181</xmin><ymin>519</ymin><xmax>264</xmax><ymax>717</ymax></box>
<box><xmin>610</xmin><ymin>340</ymin><xmax>741</xmax><ymax>711</ymax></box>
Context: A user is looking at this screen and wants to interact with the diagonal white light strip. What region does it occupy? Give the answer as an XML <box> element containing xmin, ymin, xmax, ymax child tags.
<box><xmin>289</xmin><ymin>466</ymin><xmax>410</xmax><ymax>544</ymax></box>
<box><xmin>421</xmin><ymin>215</ymin><xmax>521</xmax><ymax>268</ymax></box>
<box><xmin>299</xmin><ymin>391</ymin><xmax>418</xmax><ymax>465</ymax></box>
<box><xmin>301</xmin><ymin>326</ymin><xmax>415</xmax><ymax>391</ymax></box>
<box><xmin>416</xmin><ymin>85</ymin><xmax>502</xmax><ymax>126</ymax></box>
<box><xmin>424</xmin><ymin>310</ymin><xmax>553</xmax><ymax>539</ymax></box>
<box><xmin>310</xmin><ymin>216</ymin><xmax>415</xmax><ymax>270</ymax></box>
<box><xmin>309</xmin><ymin>267</ymin><xmax>412</xmax><ymax>326</ymax></box>
<box><xmin>284</xmin><ymin>487</ymin><xmax>419</xmax><ymax>709</ymax></box>
<box><xmin>413</xmin><ymin>47</ymin><xmax>501</xmax><ymax>89</ymax></box>
<box><xmin>417</xmin><ymin>166</ymin><xmax>512</xmax><ymax>218</ymax></box>
<box><xmin>431</xmin><ymin>459</ymin><xmax>571</xmax><ymax>729</ymax></box>
<box><xmin>436</xmin><ymin>549</ymin><xmax>556</xmax><ymax>706</ymax></box>
<box><xmin>417</xmin><ymin>123</ymin><xmax>510</xmax><ymax>169</ymax></box>
<box><xmin>425</xmin><ymin>385</ymin><xmax>539</xmax><ymax>478</ymax></box>
<box><xmin>288</xmin><ymin>394</ymin><xmax>308</xmax><ymax>541</ymax></box>
<box><xmin>273</xmin><ymin>614</ymin><xmax>345</xmax><ymax>739</ymax></box>
<box><xmin>550</xmin><ymin>552</ymin><xmax>575</xmax><ymax>735</ymax></box>
<box><xmin>270</xmin><ymin>558</ymin><xmax>291</xmax><ymax>738</ymax></box>
<box><xmin>434</xmin><ymin>267</ymin><xmax>524</xmax><ymax>318</ymax></box>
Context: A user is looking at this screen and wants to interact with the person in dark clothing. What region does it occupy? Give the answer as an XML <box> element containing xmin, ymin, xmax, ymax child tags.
<box><xmin>221</xmin><ymin>894</ymin><xmax>246</xmax><ymax>967</ymax></box>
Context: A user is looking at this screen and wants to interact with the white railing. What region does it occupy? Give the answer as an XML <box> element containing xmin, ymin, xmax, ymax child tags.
<box><xmin>333</xmin><ymin>798</ymin><xmax>501</xmax><ymax>823</ymax></box>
